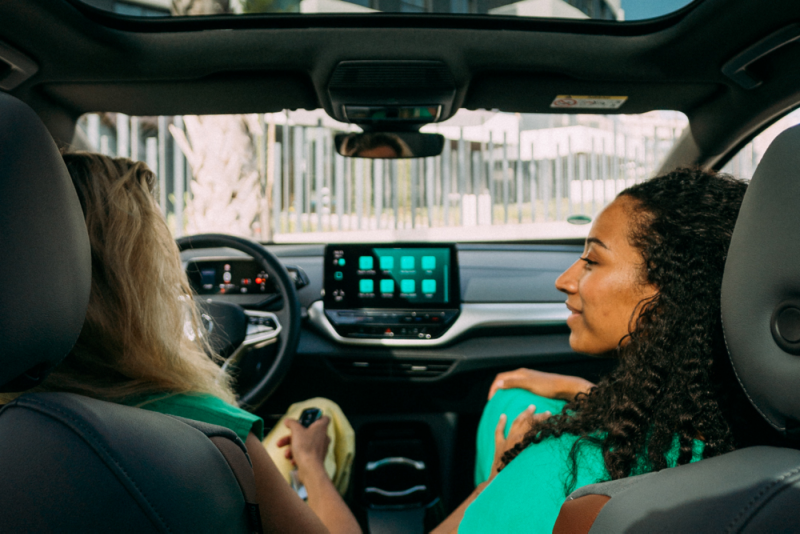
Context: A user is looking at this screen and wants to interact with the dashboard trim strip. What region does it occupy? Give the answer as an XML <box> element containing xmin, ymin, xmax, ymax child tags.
<box><xmin>308</xmin><ymin>301</ymin><xmax>568</xmax><ymax>347</ymax></box>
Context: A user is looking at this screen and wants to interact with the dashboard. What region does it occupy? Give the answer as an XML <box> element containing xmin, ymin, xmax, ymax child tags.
<box><xmin>183</xmin><ymin>244</ymin><xmax>579</xmax><ymax>350</ymax></box>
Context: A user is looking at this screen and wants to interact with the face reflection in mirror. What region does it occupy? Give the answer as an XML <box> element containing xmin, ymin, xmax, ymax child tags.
<box><xmin>357</xmin><ymin>144</ymin><xmax>402</xmax><ymax>159</ymax></box>
<box><xmin>339</xmin><ymin>132</ymin><xmax>413</xmax><ymax>158</ymax></box>
<box><xmin>555</xmin><ymin>196</ymin><xmax>658</xmax><ymax>355</ymax></box>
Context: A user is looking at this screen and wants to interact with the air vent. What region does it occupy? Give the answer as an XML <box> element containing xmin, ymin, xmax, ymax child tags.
<box><xmin>329</xmin><ymin>61</ymin><xmax>455</xmax><ymax>90</ymax></box>
<box><xmin>394</xmin><ymin>360</ymin><xmax>454</xmax><ymax>378</ymax></box>
<box><xmin>330</xmin><ymin>358</ymin><xmax>454</xmax><ymax>379</ymax></box>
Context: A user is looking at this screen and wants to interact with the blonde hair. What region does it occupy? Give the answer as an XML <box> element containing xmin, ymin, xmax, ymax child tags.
<box><xmin>6</xmin><ymin>152</ymin><xmax>236</xmax><ymax>404</ymax></box>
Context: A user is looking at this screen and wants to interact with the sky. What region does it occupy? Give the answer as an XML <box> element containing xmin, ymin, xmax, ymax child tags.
<box><xmin>620</xmin><ymin>0</ymin><xmax>695</xmax><ymax>21</ymax></box>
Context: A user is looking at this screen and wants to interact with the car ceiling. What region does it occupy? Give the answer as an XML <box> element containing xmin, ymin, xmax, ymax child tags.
<box><xmin>3</xmin><ymin>0</ymin><xmax>800</xmax><ymax>169</ymax></box>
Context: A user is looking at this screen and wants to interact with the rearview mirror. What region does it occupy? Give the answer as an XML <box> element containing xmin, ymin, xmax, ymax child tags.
<box><xmin>334</xmin><ymin>132</ymin><xmax>445</xmax><ymax>159</ymax></box>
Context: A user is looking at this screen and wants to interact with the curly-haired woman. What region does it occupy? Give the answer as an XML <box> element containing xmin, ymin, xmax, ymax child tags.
<box><xmin>434</xmin><ymin>168</ymin><xmax>762</xmax><ymax>533</ymax></box>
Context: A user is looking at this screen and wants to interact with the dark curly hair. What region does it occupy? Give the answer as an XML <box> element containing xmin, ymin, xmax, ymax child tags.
<box><xmin>500</xmin><ymin>168</ymin><xmax>762</xmax><ymax>490</ymax></box>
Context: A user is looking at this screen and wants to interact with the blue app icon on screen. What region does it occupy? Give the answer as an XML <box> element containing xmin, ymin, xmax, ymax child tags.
<box><xmin>380</xmin><ymin>279</ymin><xmax>394</xmax><ymax>293</ymax></box>
<box><xmin>401</xmin><ymin>256</ymin><xmax>415</xmax><ymax>270</ymax></box>
<box><xmin>401</xmin><ymin>279</ymin><xmax>415</xmax><ymax>293</ymax></box>
<box><xmin>359</xmin><ymin>256</ymin><xmax>373</xmax><ymax>270</ymax></box>
<box><xmin>422</xmin><ymin>279</ymin><xmax>436</xmax><ymax>294</ymax></box>
<box><xmin>421</xmin><ymin>256</ymin><xmax>436</xmax><ymax>270</ymax></box>
<box><xmin>380</xmin><ymin>256</ymin><xmax>394</xmax><ymax>270</ymax></box>
<box><xmin>359</xmin><ymin>279</ymin><xmax>374</xmax><ymax>293</ymax></box>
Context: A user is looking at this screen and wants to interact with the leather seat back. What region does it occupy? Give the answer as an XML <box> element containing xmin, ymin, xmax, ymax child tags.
<box><xmin>0</xmin><ymin>392</ymin><xmax>256</xmax><ymax>533</ymax></box>
<box><xmin>555</xmin><ymin>447</ymin><xmax>800</xmax><ymax>533</ymax></box>
<box><xmin>0</xmin><ymin>92</ymin><xmax>260</xmax><ymax>533</ymax></box>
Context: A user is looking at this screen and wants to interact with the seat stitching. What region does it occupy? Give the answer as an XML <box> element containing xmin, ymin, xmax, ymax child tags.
<box><xmin>720</xmin><ymin>314</ymin><xmax>784</xmax><ymax>431</ymax></box>
<box><xmin>14</xmin><ymin>397</ymin><xmax>173</xmax><ymax>533</ymax></box>
<box><xmin>725</xmin><ymin>464</ymin><xmax>800</xmax><ymax>533</ymax></box>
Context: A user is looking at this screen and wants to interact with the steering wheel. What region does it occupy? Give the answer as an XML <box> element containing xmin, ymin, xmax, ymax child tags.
<box><xmin>176</xmin><ymin>234</ymin><xmax>301</xmax><ymax>411</ymax></box>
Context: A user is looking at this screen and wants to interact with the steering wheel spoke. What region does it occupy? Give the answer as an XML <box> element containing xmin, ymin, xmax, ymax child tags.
<box><xmin>221</xmin><ymin>310</ymin><xmax>283</xmax><ymax>374</ymax></box>
<box><xmin>244</xmin><ymin>310</ymin><xmax>282</xmax><ymax>344</ymax></box>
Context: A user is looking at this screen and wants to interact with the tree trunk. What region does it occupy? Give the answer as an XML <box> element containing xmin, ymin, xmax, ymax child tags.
<box><xmin>169</xmin><ymin>0</ymin><xmax>272</xmax><ymax>240</ymax></box>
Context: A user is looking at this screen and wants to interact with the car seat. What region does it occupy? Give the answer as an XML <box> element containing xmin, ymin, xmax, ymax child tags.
<box><xmin>0</xmin><ymin>91</ymin><xmax>261</xmax><ymax>533</ymax></box>
<box><xmin>552</xmin><ymin>125</ymin><xmax>800</xmax><ymax>533</ymax></box>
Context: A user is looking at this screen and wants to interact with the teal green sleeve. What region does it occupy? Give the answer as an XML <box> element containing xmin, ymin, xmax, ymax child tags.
<box><xmin>133</xmin><ymin>393</ymin><xmax>264</xmax><ymax>443</ymax></box>
<box><xmin>466</xmin><ymin>389</ymin><xmax>707</xmax><ymax>533</ymax></box>
<box><xmin>475</xmin><ymin>389</ymin><xmax>568</xmax><ymax>486</ymax></box>
<box><xmin>466</xmin><ymin>426</ymin><xmax>608</xmax><ymax>534</ymax></box>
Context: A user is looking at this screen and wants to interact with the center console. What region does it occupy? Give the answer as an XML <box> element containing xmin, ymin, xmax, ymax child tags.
<box><xmin>354</xmin><ymin>421</ymin><xmax>448</xmax><ymax>534</ymax></box>
<box><xmin>322</xmin><ymin>244</ymin><xmax>460</xmax><ymax>341</ymax></box>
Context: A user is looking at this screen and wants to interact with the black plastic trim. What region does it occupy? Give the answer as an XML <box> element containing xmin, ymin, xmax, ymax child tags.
<box><xmin>62</xmin><ymin>0</ymin><xmax>703</xmax><ymax>36</ymax></box>
<box><xmin>711</xmin><ymin>102</ymin><xmax>800</xmax><ymax>172</ymax></box>
<box><xmin>771</xmin><ymin>301</ymin><xmax>800</xmax><ymax>355</ymax></box>
<box><xmin>722</xmin><ymin>24</ymin><xmax>800</xmax><ymax>89</ymax></box>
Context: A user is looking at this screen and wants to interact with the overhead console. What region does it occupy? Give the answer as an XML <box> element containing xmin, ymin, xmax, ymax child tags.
<box><xmin>326</xmin><ymin>60</ymin><xmax>456</xmax><ymax>127</ymax></box>
<box><xmin>321</xmin><ymin>244</ymin><xmax>460</xmax><ymax>342</ymax></box>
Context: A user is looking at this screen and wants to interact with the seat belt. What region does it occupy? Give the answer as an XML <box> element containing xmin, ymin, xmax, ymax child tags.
<box><xmin>209</xmin><ymin>436</ymin><xmax>264</xmax><ymax>534</ymax></box>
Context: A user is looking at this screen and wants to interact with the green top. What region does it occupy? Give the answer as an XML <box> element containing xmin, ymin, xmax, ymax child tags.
<box><xmin>462</xmin><ymin>389</ymin><xmax>704</xmax><ymax>534</ymax></box>
<box><xmin>125</xmin><ymin>392</ymin><xmax>264</xmax><ymax>443</ymax></box>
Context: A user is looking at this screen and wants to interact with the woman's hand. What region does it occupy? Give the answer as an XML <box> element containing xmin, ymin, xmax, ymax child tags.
<box><xmin>276</xmin><ymin>416</ymin><xmax>331</xmax><ymax>484</ymax></box>
<box><xmin>270</xmin><ymin>420</ymin><xmax>362</xmax><ymax>534</ymax></box>
<box><xmin>490</xmin><ymin>405</ymin><xmax>551</xmax><ymax>482</ymax></box>
<box><xmin>488</xmin><ymin>368</ymin><xmax>595</xmax><ymax>401</ymax></box>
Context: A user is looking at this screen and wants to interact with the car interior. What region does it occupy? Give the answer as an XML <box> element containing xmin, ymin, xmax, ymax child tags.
<box><xmin>3</xmin><ymin>0</ymin><xmax>800</xmax><ymax>531</ymax></box>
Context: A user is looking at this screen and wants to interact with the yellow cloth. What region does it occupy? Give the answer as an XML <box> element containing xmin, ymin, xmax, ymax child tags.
<box><xmin>263</xmin><ymin>397</ymin><xmax>355</xmax><ymax>495</ymax></box>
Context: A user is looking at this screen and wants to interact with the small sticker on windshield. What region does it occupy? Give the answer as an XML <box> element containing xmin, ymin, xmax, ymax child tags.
<box><xmin>550</xmin><ymin>95</ymin><xmax>628</xmax><ymax>109</ymax></box>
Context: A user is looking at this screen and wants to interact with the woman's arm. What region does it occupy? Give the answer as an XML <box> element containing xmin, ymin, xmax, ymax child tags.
<box><xmin>245</xmin><ymin>432</ymin><xmax>331</xmax><ymax>534</ymax></box>
<box><xmin>279</xmin><ymin>417</ymin><xmax>362</xmax><ymax>534</ymax></box>
<box><xmin>430</xmin><ymin>482</ymin><xmax>488</xmax><ymax>534</ymax></box>
<box><xmin>488</xmin><ymin>368</ymin><xmax>595</xmax><ymax>401</ymax></box>
<box><xmin>431</xmin><ymin>406</ymin><xmax>552</xmax><ymax>533</ymax></box>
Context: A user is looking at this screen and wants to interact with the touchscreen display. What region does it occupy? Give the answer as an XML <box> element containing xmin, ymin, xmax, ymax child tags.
<box><xmin>324</xmin><ymin>244</ymin><xmax>459</xmax><ymax>309</ymax></box>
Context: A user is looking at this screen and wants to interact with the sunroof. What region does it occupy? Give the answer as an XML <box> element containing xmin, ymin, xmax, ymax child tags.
<box><xmin>77</xmin><ymin>0</ymin><xmax>696</xmax><ymax>22</ymax></box>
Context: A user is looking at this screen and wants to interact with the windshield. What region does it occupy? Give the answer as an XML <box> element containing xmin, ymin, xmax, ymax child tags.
<box><xmin>74</xmin><ymin>108</ymin><xmax>687</xmax><ymax>243</ymax></box>
<box><xmin>76</xmin><ymin>0</ymin><xmax>695</xmax><ymax>22</ymax></box>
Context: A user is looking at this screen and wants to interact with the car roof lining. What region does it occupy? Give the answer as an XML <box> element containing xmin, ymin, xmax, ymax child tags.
<box><xmin>3</xmin><ymin>0</ymin><xmax>800</xmax><ymax>166</ymax></box>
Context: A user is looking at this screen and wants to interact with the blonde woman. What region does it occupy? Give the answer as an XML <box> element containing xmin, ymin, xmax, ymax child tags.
<box><xmin>17</xmin><ymin>152</ymin><xmax>361</xmax><ymax>534</ymax></box>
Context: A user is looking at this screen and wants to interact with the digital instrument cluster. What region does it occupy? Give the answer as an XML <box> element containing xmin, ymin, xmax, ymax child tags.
<box><xmin>186</xmin><ymin>258</ymin><xmax>275</xmax><ymax>296</ymax></box>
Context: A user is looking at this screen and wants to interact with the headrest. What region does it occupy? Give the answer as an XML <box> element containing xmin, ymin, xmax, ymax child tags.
<box><xmin>0</xmin><ymin>92</ymin><xmax>91</xmax><ymax>391</ymax></box>
<box><xmin>722</xmin><ymin>124</ymin><xmax>800</xmax><ymax>436</ymax></box>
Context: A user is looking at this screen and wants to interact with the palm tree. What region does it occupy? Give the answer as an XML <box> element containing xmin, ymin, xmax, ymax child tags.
<box><xmin>169</xmin><ymin>0</ymin><xmax>274</xmax><ymax>240</ymax></box>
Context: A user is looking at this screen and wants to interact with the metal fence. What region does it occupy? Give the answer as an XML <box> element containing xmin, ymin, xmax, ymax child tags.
<box><xmin>267</xmin><ymin>123</ymin><xmax>682</xmax><ymax>236</ymax></box>
<box><xmin>78</xmin><ymin>112</ymin><xmax>709</xmax><ymax>240</ymax></box>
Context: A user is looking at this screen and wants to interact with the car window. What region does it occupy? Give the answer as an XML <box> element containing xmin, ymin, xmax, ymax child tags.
<box><xmin>75</xmin><ymin>0</ymin><xmax>695</xmax><ymax>22</ymax></box>
<box><xmin>720</xmin><ymin>108</ymin><xmax>800</xmax><ymax>181</ymax></box>
<box><xmin>74</xmin><ymin>109</ymin><xmax>687</xmax><ymax>242</ymax></box>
